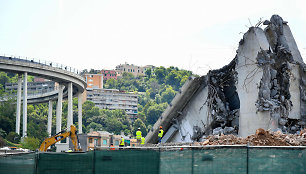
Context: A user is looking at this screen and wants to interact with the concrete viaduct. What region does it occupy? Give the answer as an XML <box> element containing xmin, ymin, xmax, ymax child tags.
<box><xmin>0</xmin><ymin>56</ymin><xmax>86</xmax><ymax>138</ymax></box>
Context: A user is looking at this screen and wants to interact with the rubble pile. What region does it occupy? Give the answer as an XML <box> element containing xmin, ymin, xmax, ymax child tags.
<box><xmin>199</xmin><ymin>128</ymin><xmax>306</xmax><ymax>146</ymax></box>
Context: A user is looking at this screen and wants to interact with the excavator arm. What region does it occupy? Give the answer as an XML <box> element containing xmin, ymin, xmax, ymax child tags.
<box><xmin>39</xmin><ymin>125</ymin><xmax>81</xmax><ymax>152</ymax></box>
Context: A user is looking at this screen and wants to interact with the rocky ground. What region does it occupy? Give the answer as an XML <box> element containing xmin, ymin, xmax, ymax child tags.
<box><xmin>198</xmin><ymin>128</ymin><xmax>306</xmax><ymax>146</ymax></box>
<box><xmin>144</xmin><ymin>128</ymin><xmax>306</xmax><ymax>147</ymax></box>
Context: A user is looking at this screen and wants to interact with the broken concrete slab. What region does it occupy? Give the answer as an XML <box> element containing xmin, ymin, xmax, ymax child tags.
<box><xmin>146</xmin><ymin>15</ymin><xmax>305</xmax><ymax>144</ymax></box>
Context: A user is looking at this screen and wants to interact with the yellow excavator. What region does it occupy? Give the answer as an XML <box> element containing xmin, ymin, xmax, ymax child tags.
<box><xmin>39</xmin><ymin>125</ymin><xmax>81</xmax><ymax>152</ymax></box>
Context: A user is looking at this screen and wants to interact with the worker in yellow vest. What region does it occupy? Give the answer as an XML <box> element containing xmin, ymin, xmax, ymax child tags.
<box><xmin>158</xmin><ymin>126</ymin><xmax>164</xmax><ymax>143</ymax></box>
<box><xmin>119</xmin><ymin>136</ymin><xmax>125</xmax><ymax>148</ymax></box>
<box><xmin>136</xmin><ymin>128</ymin><xmax>142</xmax><ymax>145</ymax></box>
<box><xmin>141</xmin><ymin>136</ymin><xmax>145</xmax><ymax>145</ymax></box>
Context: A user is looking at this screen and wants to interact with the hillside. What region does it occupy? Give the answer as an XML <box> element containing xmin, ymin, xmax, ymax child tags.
<box><xmin>0</xmin><ymin>66</ymin><xmax>195</xmax><ymax>148</ymax></box>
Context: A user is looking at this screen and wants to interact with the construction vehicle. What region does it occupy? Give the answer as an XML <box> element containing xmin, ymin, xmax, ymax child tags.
<box><xmin>39</xmin><ymin>125</ymin><xmax>81</xmax><ymax>152</ymax></box>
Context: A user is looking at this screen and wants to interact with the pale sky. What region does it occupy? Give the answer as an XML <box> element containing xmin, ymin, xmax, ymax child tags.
<box><xmin>0</xmin><ymin>0</ymin><xmax>305</xmax><ymax>75</ymax></box>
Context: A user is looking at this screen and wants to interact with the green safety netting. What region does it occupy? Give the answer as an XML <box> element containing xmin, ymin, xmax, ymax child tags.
<box><xmin>0</xmin><ymin>146</ymin><xmax>305</xmax><ymax>174</ymax></box>
<box><xmin>160</xmin><ymin>147</ymin><xmax>247</xmax><ymax>174</ymax></box>
<box><xmin>0</xmin><ymin>153</ymin><xmax>36</xmax><ymax>174</ymax></box>
<box><xmin>249</xmin><ymin>147</ymin><xmax>306</xmax><ymax>174</ymax></box>
<box><xmin>37</xmin><ymin>151</ymin><xmax>94</xmax><ymax>174</ymax></box>
<box><xmin>94</xmin><ymin>149</ymin><xmax>159</xmax><ymax>174</ymax></box>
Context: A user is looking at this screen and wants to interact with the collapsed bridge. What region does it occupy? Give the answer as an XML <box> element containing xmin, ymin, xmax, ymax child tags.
<box><xmin>146</xmin><ymin>15</ymin><xmax>306</xmax><ymax>144</ymax></box>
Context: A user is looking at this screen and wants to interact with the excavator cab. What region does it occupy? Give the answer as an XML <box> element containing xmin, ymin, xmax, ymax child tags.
<box><xmin>39</xmin><ymin>125</ymin><xmax>81</xmax><ymax>152</ymax></box>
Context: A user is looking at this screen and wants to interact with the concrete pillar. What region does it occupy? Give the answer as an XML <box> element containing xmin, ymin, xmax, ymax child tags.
<box><xmin>56</xmin><ymin>84</ymin><xmax>63</xmax><ymax>133</ymax></box>
<box><xmin>236</xmin><ymin>28</ymin><xmax>271</xmax><ymax>137</ymax></box>
<box><xmin>47</xmin><ymin>100</ymin><xmax>53</xmax><ymax>137</ymax></box>
<box><xmin>22</xmin><ymin>72</ymin><xmax>27</xmax><ymax>137</ymax></box>
<box><xmin>67</xmin><ymin>83</ymin><xmax>73</xmax><ymax>130</ymax></box>
<box><xmin>78</xmin><ymin>92</ymin><xmax>83</xmax><ymax>134</ymax></box>
<box><xmin>15</xmin><ymin>74</ymin><xmax>22</xmax><ymax>134</ymax></box>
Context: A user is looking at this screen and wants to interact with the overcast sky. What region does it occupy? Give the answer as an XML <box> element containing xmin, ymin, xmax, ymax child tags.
<box><xmin>0</xmin><ymin>0</ymin><xmax>305</xmax><ymax>75</ymax></box>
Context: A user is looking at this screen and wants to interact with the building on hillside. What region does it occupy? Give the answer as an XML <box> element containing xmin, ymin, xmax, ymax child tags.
<box><xmin>86</xmin><ymin>88</ymin><xmax>138</xmax><ymax>119</ymax></box>
<box><xmin>100</xmin><ymin>70</ymin><xmax>117</xmax><ymax>81</ymax></box>
<box><xmin>115</xmin><ymin>62</ymin><xmax>156</xmax><ymax>77</ymax></box>
<box><xmin>146</xmin><ymin>15</ymin><xmax>306</xmax><ymax>144</ymax></box>
<box><xmin>143</xmin><ymin>65</ymin><xmax>156</xmax><ymax>75</ymax></box>
<box><xmin>84</xmin><ymin>74</ymin><xmax>103</xmax><ymax>89</ymax></box>
<box><xmin>129</xmin><ymin>139</ymin><xmax>137</xmax><ymax>147</ymax></box>
<box><xmin>87</xmin><ymin>130</ymin><xmax>130</xmax><ymax>151</ymax></box>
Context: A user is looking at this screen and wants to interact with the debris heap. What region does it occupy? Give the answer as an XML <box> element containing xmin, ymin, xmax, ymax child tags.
<box><xmin>198</xmin><ymin>128</ymin><xmax>306</xmax><ymax>146</ymax></box>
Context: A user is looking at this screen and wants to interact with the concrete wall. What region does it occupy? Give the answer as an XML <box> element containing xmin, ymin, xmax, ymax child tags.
<box><xmin>236</xmin><ymin>27</ymin><xmax>272</xmax><ymax>137</ymax></box>
<box><xmin>167</xmin><ymin>85</ymin><xmax>209</xmax><ymax>142</ymax></box>
<box><xmin>288</xmin><ymin>63</ymin><xmax>301</xmax><ymax>119</ymax></box>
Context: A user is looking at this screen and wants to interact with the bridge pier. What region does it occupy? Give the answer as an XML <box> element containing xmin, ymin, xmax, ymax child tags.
<box><xmin>78</xmin><ymin>92</ymin><xmax>82</xmax><ymax>134</ymax></box>
<box><xmin>56</xmin><ymin>84</ymin><xmax>64</xmax><ymax>134</ymax></box>
<box><xmin>22</xmin><ymin>72</ymin><xmax>27</xmax><ymax>137</ymax></box>
<box><xmin>47</xmin><ymin>100</ymin><xmax>53</xmax><ymax>137</ymax></box>
<box><xmin>67</xmin><ymin>83</ymin><xmax>73</xmax><ymax>130</ymax></box>
<box><xmin>15</xmin><ymin>74</ymin><xmax>22</xmax><ymax>135</ymax></box>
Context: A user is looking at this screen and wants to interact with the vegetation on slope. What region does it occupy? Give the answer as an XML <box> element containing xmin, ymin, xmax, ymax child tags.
<box><xmin>0</xmin><ymin>66</ymin><xmax>195</xmax><ymax>148</ymax></box>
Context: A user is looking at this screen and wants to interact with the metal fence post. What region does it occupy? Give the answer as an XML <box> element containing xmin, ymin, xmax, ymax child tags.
<box><xmin>35</xmin><ymin>151</ymin><xmax>39</xmax><ymax>174</ymax></box>
<box><xmin>191</xmin><ymin>148</ymin><xmax>194</xmax><ymax>174</ymax></box>
<box><xmin>157</xmin><ymin>147</ymin><xmax>161</xmax><ymax>174</ymax></box>
<box><xmin>92</xmin><ymin>150</ymin><xmax>96</xmax><ymax>174</ymax></box>
<box><xmin>246</xmin><ymin>144</ymin><xmax>249</xmax><ymax>174</ymax></box>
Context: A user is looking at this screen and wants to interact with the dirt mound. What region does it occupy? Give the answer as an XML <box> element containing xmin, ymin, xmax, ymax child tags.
<box><xmin>198</xmin><ymin>129</ymin><xmax>306</xmax><ymax>146</ymax></box>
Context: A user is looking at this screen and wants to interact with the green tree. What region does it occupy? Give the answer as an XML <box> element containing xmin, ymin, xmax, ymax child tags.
<box><xmin>154</xmin><ymin>67</ymin><xmax>166</xmax><ymax>84</ymax></box>
<box><xmin>86</xmin><ymin>122</ymin><xmax>103</xmax><ymax>132</ymax></box>
<box><xmin>0</xmin><ymin>97</ymin><xmax>16</xmax><ymax>134</ymax></box>
<box><xmin>0</xmin><ymin>72</ymin><xmax>10</xmax><ymax>86</ymax></box>
<box><xmin>145</xmin><ymin>68</ymin><xmax>152</xmax><ymax>78</ymax></box>
<box><xmin>161</xmin><ymin>86</ymin><xmax>176</xmax><ymax>104</ymax></box>
<box><xmin>21</xmin><ymin>137</ymin><xmax>40</xmax><ymax>151</ymax></box>
<box><xmin>132</xmin><ymin>118</ymin><xmax>147</xmax><ymax>137</ymax></box>
<box><xmin>105</xmin><ymin>117</ymin><xmax>124</xmax><ymax>134</ymax></box>
<box><xmin>146</xmin><ymin>103</ymin><xmax>168</xmax><ymax>125</ymax></box>
<box><xmin>6</xmin><ymin>132</ymin><xmax>21</xmax><ymax>143</ymax></box>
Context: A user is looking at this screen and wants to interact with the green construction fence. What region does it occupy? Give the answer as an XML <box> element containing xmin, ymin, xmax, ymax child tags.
<box><xmin>0</xmin><ymin>146</ymin><xmax>305</xmax><ymax>174</ymax></box>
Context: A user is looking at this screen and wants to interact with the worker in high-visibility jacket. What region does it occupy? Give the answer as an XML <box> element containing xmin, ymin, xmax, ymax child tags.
<box><xmin>119</xmin><ymin>136</ymin><xmax>125</xmax><ymax>148</ymax></box>
<box><xmin>158</xmin><ymin>126</ymin><xmax>164</xmax><ymax>143</ymax></box>
<box><xmin>136</xmin><ymin>128</ymin><xmax>142</xmax><ymax>145</ymax></box>
<box><xmin>141</xmin><ymin>136</ymin><xmax>145</xmax><ymax>145</ymax></box>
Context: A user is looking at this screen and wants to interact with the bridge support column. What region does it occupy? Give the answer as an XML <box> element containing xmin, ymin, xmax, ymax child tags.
<box><xmin>47</xmin><ymin>100</ymin><xmax>53</xmax><ymax>137</ymax></box>
<box><xmin>15</xmin><ymin>74</ymin><xmax>22</xmax><ymax>135</ymax></box>
<box><xmin>67</xmin><ymin>83</ymin><xmax>73</xmax><ymax>130</ymax></box>
<box><xmin>56</xmin><ymin>84</ymin><xmax>64</xmax><ymax>133</ymax></box>
<box><xmin>78</xmin><ymin>92</ymin><xmax>82</xmax><ymax>134</ymax></box>
<box><xmin>22</xmin><ymin>72</ymin><xmax>27</xmax><ymax>137</ymax></box>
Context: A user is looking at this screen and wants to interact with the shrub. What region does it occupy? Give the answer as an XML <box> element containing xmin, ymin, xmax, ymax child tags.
<box><xmin>6</xmin><ymin>132</ymin><xmax>21</xmax><ymax>143</ymax></box>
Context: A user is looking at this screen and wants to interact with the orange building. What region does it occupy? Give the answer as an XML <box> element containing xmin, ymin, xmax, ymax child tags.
<box><xmin>84</xmin><ymin>74</ymin><xmax>103</xmax><ymax>89</ymax></box>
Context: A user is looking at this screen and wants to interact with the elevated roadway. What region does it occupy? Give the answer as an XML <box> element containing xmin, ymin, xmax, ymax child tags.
<box><xmin>0</xmin><ymin>55</ymin><xmax>86</xmax><ymax>137</ymax></box>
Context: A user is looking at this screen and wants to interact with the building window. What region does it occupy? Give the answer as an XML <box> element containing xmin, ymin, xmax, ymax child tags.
<box><xmin>103</xmin><ymin>139</ymin><xmax>107</xmax><ymax>145</ymax></box>
<box><xmin>89</xmin><ymin>138</ymin><xmax>93</xmax><ymax>143</ymax></box>
<box><xmin>115</xmin><ymin>140</ymin><xmax>119</xmax><ymax>145</ymax></box>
